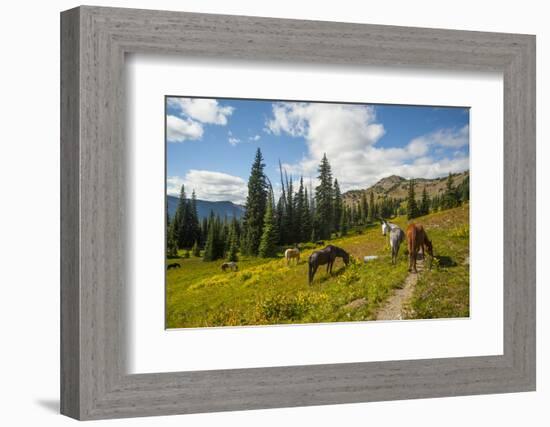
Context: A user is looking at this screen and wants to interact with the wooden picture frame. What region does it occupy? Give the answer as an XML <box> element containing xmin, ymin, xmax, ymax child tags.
<box><xmin>60</xmin><ymin>5</ymin><xmax>536</xmax><ymax>420</ymax></box>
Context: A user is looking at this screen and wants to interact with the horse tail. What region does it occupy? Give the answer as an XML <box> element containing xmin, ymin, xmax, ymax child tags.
<box><xmin>308</xmin><ymin>257</ymin><xmax>313</xmax><ymax>284</ymax></box>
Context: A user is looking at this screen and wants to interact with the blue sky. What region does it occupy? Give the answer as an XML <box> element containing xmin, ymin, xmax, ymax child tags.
<box><xmin>166</xmin><ymin>97</ymin><xmax>469</xmax><ymax>204</ymax></box>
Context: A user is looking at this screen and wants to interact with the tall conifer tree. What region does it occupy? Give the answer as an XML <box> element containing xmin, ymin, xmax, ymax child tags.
<box><xmin>283</xmin><ymin>173</ymin><xmax>294</xmax><ymax>244</ymax></box>
<box><xmin>241</xmin><ymin>148</ymin><xmax>268</xmax><ymax>255</ymax></box>
<box><xmin>203</xmin><ymin>212</ymin><xmax>219</xmax><ymax>261</ymax></box>
<box><xmin>175</xmin><ymin>184</ymin><xmax>188</xmax><ymax>248</ymax></box>
<box><xmin>295</xmin><ymin>177</ymin><xmax>306</xmax><ymax>242</ymax></box>
<box><xmin>340</xmin><ymin>205</ymin><xmax>349</xmax><ymax>236</ymax></box>
<box><xmin>189</xmin><ymin>190</ymin><xmax>201</xmax><ymax>246</ymax></box>
<box><xmin>259</xmin><ymin>189</ymin><xmax>278</xmax><ymax>258</ymax></box>
<box><xmin>226</xmin><ymin>222</ymin><xmax>239</xmax><ymax>262</ymax></box>
<box><xmin>420</xmin><ymin>187</ymin><xmax>430</xmax><ymax>216</ymax></box>
<box><xmin>333</xmin><ymin>179</ymin><xmax>343</xmax><ymax>232</ymax></box>
<box><xmin>360</xmin><ymin>192</ymin><xmax>368</xmax><ymax>224</ymax></box>
<box><xmin>368</xmin><ymin>191</ymin><xmax>375</xmax><ymax>223</ymax></box>
<box><xmin>407</xmin><ymin>179</ymin><xmax>420</xmax><ymax>219</ymax></box>
<box><xmin>314</xmin><ymin>153</ymin><xmax>334</xmax><ymax>240</ymax></box>
<box><xmin>302</xmin><ymin>187</ymin><xmax>312</xmax><ymax>242</ymax></box>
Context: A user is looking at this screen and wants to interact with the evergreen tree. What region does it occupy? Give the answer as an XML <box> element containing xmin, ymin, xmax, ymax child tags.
<box><xmin>220</xmin><ymin>217</ymin><xmax>230</xmax><ymax>256</ymax></box>
<box><xmin>367</xmin><ymin>191</ymin><xmax>376</xmax><ymax>223</ymax></box>
<box><xmin>295</xmin><ymin>177</ymin><xmax>306</xmax><ymax>242</ymax></box>
<box><xmin>314</xmin><ymin>154</ymin><xmax>334</xmax><ymax>240</ymax></box>
<box><xmin>379</xmin><ymin>196</ymin><xmax>393</xmax><ymax>219</ymax></box>
<box><xmin>276</xmin><ymin>196</ymin><xmax>285</xmax><ymax>245</ymax></box>
<box><xmin>277</xmin><ymin>160</ymin><xmax>288</xmax><ymax>245</ymax></box>
<box><xmin>259</xmin><ymin>189</ymin><xmax>278</xmax><ymax>258</ymax></box>
<box><xmin>188</xmin><ymin>190</ymin><xmax>201</xmax><ymax>246</ymax></box>
<box><xmin>333</xmin><ymin>179</ymin><xmax>343</xmax><ymax>233</ymax></box>
<box><xmin>241</xmin><ymin>148</ymin><xmax>268</xmax><ymax>255</ymax></box>
<box><xmin>431</xmin><ymin>194</ymin><xmax>440</xmax><ymax>212</ymax></box>
<box><xmin>203</xmin><ymin>212</ymin><xmax>224</xmax><ymax>261</ymax></box>
<box><xmin>458</xmin><ymin>174</ymin><xmax>470</xmax><ymax>203</ymax></box>
<box><xmin>407</xmin><ymin>179</ymin><xmax>420</xmax><ymax>219</ymax></box>
<box><xmin>360</xmin><ymin>192</ymin><xmax>368</xmax><ymax>224</ymax></box>
<box><xmin>339</xmin><ymin>205</ymin><xmax>349</xmax><ymax>236</ymax></box>
<box><xmin>171</xmin><ymin>187</ymin><xmax>201</xmax><ymax>249</ymax></box>
<box><xmin>441</xmin><ymin>173</ymin><xmax>460</xmax><ymax>210</ymax></box>
<box><xmin>226</xmin><ymin>226</ymin><xmax>239</xmax><ymax>262</ymax></box>
<box><xmin>302</xmin><ymin>187</ymin><xmax>312</xmax><ymax>242</ymax></box>
<box><xmin>174</xmin><ymin>184</ymin><xmax>188</xmax><ymax>249</ymax></box>
<box><xmin>420</xmin><ymin>187</ymin><xmax>430</xmax><ymax>216</ymax></box>
<box><xmin>200</xmin><ymin>216</ymin><xmax>208</xmax><ymax>247</ymax></box>
<box><xmin>192</xmin><ymin>240</ymin><xmax>201</xmax><ymax>257</ymax></box>
<box><xmin>167</xmin><ymin>217</ymin><xmax>179</xmax><ymax>258</ymax></box>
<box><xmin>202</xmin><ymin>213</ymin><xmax>217</xmax><ymax>261</ymax></box>
<box><xmin>230</xmin><ymin>216</ymin><xmax>241</xmax><ymax>242</ymax></box>
<box><xmin>181</xmin><ymin>189</ymin><xmax>195</xmax><ymax>248</ymax></box>
<box><xmin>310</xmin><ymin>225</ymin><xmax>317</xmax><ymax>243</ymax></box>
<box><xmin>283</xmin><ymin>173</ymin><xmax>295</xmax><ymax>244</ymax></box>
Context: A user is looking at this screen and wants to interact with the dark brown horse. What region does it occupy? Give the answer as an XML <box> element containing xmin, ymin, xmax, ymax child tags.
<box><xmin>406</xmin><ymin>223</ymin><xmax>433</xmax><ymax>273</ymax></box>
<box><xmin>308</xmin><ymin>245</ymin><xmax>350</xmax><ymax>284</ymax></box>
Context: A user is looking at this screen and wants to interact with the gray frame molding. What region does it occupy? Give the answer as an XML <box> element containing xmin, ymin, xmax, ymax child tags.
<box><xmin>61</xmin><ymin>6</ymin><xmax>536</xmax><ymax>420</ymax></box>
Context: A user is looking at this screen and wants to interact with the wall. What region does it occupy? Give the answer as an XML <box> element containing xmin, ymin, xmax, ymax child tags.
<box><xmin>0</xmin><ymin>0</ymin><xmax>546</xmax><ymax>425</ymax></box>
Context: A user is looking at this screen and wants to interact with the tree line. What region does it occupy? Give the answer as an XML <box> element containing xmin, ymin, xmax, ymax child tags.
<box><xmin>167</xmin><ymin>149</ymin><xmax>353</xmax><ymax>261</ymax></box>
<box><xmin>406</xmin><ymin>172</ymin><xmax>469</xmax><ymax>220</ymax></box>
<box><xmin>167</xmin><ymin>148</ymin><xmax>470</xmax><ymax>261</ymax></box>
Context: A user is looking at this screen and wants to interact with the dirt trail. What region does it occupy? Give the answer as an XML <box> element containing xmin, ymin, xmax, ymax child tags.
<box><xmin>375</xmin><ymin>258</ymin><xmax>423</xmax><ymax>321</ymax></box>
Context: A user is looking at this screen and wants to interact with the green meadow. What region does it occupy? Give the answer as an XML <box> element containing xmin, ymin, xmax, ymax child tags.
<box><xmin>166</xmin><ymin>204</ymin><xmax>470</xmax><ymax>328</ymax></box>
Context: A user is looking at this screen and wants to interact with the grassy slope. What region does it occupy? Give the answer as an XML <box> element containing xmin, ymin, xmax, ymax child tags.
<box><xmin>166</xmin><ymin>204</ymin><xmax>469</xmax><ymax>328</ymax></box>
<box><xmin>405</xmin><ymin>204</ymin><xmax>470</xmax><ymax>319</ymax></box>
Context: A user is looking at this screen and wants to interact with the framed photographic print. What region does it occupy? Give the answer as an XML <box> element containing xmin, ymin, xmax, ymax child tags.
<box><xmin>61</xmin><ymin>6</ymin><xmax>536</xmax><ymax>420</ymax></box>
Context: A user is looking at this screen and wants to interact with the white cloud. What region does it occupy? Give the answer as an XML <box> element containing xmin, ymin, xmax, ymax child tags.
<box><xmin>166</xmin><ymin>175</ymin><xmax>185</xmax><ymax>196</ymax></box>
<box><xmin>166</xmin><ymin>115</ymin><xmax>203</xmax><ymax>142</ymax></box>
<box><xmin>267</xmin><ymin>102</ymin><xmax>469</xmax><ymax>192</ymax></box>
<box><xmin>167</xmin><ymin>98</ymin><xmax>234</xmax><ymax>125</ymax></box>
<box><xmin>409</xmin><ymin>125</ymin><xmax>469</xmax><ymax>150</ymax></box>
<box><xmin>168</xmin><ymin>170</ymin><xmax>247</xmax><ymax>204</ymax></box>
<box><xmin>406</xmin><ymin>139</ymin><xmax>430</xmax><ymax>157</ymax></box>
<box><xmin>228</xmin><ymin>136</ymin><xmax>241</xmax><ymax>146</ymax></box>
<box><xmin>227</xmin><ymin>133</ymin><xmax>261</xmax><ymax>146</ymax></box>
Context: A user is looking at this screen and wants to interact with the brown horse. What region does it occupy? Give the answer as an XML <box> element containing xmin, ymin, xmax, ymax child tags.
<box><xmin>406</xmin><ymin>224</ymin><xmax>433</xmax><ymax>273</ymax></box>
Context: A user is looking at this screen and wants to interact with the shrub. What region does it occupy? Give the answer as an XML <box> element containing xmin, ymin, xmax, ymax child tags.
<box><xmin>450</xmin><ymin>225</ymin><xmax>469</xmax><ymax>239</ymax></box>
<box><xmin>240</xmin><ymin>272</ymin><xmax>253</xmax><ymax>282</ymax></box>
<box><xmin>257</xmin><ymin>292</ymin><xmax>328</xmax><ymax>323</ymax></box>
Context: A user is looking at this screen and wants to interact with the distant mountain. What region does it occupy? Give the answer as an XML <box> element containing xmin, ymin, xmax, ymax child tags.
<box><xmin>167</xmin><ymin>195</ymin><xmax>245</xmax><ymax>220</ymax></box>
<box><xmin>343</xmin><ymin>170</ymin><xmax>469</xmax><ymax>204</ymax></box>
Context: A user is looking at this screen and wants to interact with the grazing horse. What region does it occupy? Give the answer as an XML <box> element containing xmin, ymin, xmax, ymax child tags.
<box><xmin>284</xmin><ymin>248</ymin><xmax>300</xmax><ymax>265</ymax></box>
<box><xmin>389</xmin><ymin>227</ymin><xmax>406</xmax><ymax>265</ymax></box>
<box><xmin>406</xmin><ymin>224</ymin><xmax>433</xmax><ymax>273</ymax></box>
<box><xmin>308</xmin><ymin>245</ymin><xmax>350</xmax><ymax>284</ymax></box>
<box><xmin>167</xmin><ymin>262</ymin><xmax>181</xmax><ymax>270</ymax></box>
<box><xmin>221</xmin><ymin>261</ymin><xmax>238</xmax><ymax>272</ymax></box>
<box><xmin>381</xmin><ymin>219</ymin><xmax>399</xmax><ymax>239</ymax></box>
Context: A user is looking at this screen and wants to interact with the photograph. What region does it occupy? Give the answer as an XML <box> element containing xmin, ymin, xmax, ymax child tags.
<box><xmin>165</xmin><ymin>97</ymin><xmax>470</xmax><ymax>328</ymax></box>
